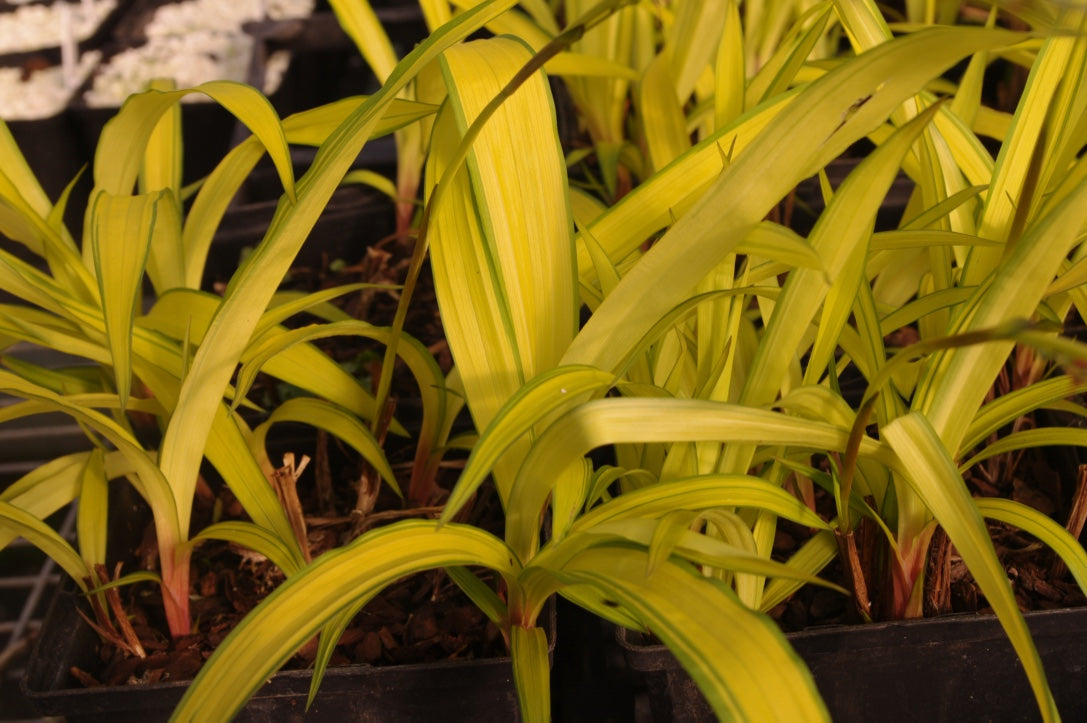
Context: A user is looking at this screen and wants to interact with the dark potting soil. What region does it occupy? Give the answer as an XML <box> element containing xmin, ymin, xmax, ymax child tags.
<box><xmin>70</xmin><ymin>453</ymin><xmax>509</xmax><ymax>689</ymax></box>
<box><xmin>769</xmin><ymin>442</ymin><xmax>1087</xmax><ymax>634</ymax></box>
<box><xmin>66</xmin><ymin>226</ymin><xmax>499</xmax><ymax>689</ymax></box>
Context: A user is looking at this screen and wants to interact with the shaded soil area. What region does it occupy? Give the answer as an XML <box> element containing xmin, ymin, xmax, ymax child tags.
<box><xmin>71</xmin><ymin>456</ymin><xmax>509</xmax><ymax>688</ymax></box>
<box><xmin>770</xmin><ymin>444</ymin><xmax>1087</xmax><ymax>633</ymax></box>
<box><xmin>67</xmin><ymin>221</ymin><xmax>505</xmax><ymax>688</ymax></box>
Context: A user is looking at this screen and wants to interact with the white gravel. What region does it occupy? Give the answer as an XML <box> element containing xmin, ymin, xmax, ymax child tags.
<box><xmin>146</xmin><ymin>0</ymin><xmax>315</xmax><ymax>37</ymax></box>
<box><xmin>0</xmin><ymin>0</ymin><xmax>116</xmax><ymax>53</ymax></box>
<box><xmin>84</xmin><ymin>0</ymin><xmax>314</xmax><ymax>107</ymax></box>
<box><xmin>0</xmin><ymin>50</ymin><xmax>100</xmax><ymax>119</ymax></box>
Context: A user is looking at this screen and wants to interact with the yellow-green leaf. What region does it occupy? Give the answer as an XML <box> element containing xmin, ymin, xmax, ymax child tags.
<box><xmin>89</xmin><ymin>190</ymin><xmax>160</xmax><ymax>407</ymax></box>
<box><xmin>882</xmin><ymin>412</ymin><xmax>1058</xmax><ymax>723</ymax></box>
<box><xmin>561</xmin><ymin>547</ymin><xmax>829</xmax><ymax>721</ymax></box>
<box><xmin>511</xmin><ymin>625</ymin><xmax>550</xmax><ymax>723</ymax></box>
<box><xmin>172</xmin><ymin>521</ymin><xmax>519</xmax><ymax>721</ymax></box>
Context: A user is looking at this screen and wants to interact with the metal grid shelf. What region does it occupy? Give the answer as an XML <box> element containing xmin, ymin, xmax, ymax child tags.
<box><xmin>0</xmin><ymin>506</ymin><xmax>74</xmax><ymax>721</ymax></box>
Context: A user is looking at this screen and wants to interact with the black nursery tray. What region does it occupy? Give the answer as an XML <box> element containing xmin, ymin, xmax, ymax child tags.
<box><xmin>619</xmin><ymin>607</ymin><xmax>1087</xmax><ymax>722</ymax></box>
<box><xmin>23</xmin><ymin>579</ymin><xmax>556</xmax><ymax>723</ymax></box>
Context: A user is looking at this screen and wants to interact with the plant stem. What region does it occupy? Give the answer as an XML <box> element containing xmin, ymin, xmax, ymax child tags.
<box><xmin>160</xmin><ymin>544</ymin><xmax>192</xmax><ymax>638</ymax></box>
<box><xmin>834</xmin><ymin>529</ymin><xmax>873</xmax><ymax>622</ymax></box>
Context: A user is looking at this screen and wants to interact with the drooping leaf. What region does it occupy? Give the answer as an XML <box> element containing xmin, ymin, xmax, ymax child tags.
<box><xmin>571</xmin><ymin>474</ymin><xmax>829</xmax><ymax>532</ymax></box>
<box><xmin>171</xmin><ymin>521</ymin><xmax>519</xmax><ymax>721</ymax></box>
<box><xmin>192</xmin><ymin>521</ymin><xmax>303</xmax><ymax>577</ymax></box>
<box><xmin>506</xmin><ymin>398</ymin><xmax>890</xmax><ymax>559</ymax></box>
<box><xmin>94</xmin><ymin>81</ymin><xmax>295</xmax><ymax>201</ymax></box>
<box><xmin>250</xmin><ymin>397</ymin><xmax>399</xmax><ymax>497</ymax></box>
<box><xmin>559</xmin><ymin>546</ymin><xmax>829</xmax><ymax>721</ymax></box>
<box><xmin>975</xmin><ymin>497</ymin><xmax>1087</xmax><ymax>596</ymax></box>
<box><xmin>0</xmin><ymin>500</ymin><xmax>91</xmax><ymax>587</ymax></box>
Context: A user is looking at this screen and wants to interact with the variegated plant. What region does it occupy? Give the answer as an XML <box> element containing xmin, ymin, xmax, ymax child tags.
<box><xmin>0</xmin><ymin>75</ymin><xmax>446</xmax><ymax>638</ymax></box>
<box><xmin>559</xmin><ymin>0</ymin><xmax>1087</xmax><ymax>719</ymax></box>
<box><xmin>171</xmin><ymin>3</ymin><xmax>1087</xmax><ymax>721</ymax></box>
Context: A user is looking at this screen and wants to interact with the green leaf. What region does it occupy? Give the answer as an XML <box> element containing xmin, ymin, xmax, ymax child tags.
<box><xmin>0</xmin><ymin>453</ymin><xmax>88</xmax><ymax>548</ymax></box>
<box><xmin>0</xmin><ymin>120</ymin><xmax>53</xmax><ymax>219</ymax></box>
<box><xmin>746</xmin><ymin>3</ymin><xmax>832</xmax><ymax>107</ymax></box>
<box><xmin>0</xmin><ymin>124</ymin><xmax>87</xmax><ymax>295</ymax></box>
<box><xmin>639</xmin><ymin>53</ymin><xmax>690</xmax><ymax>173</ymax></box>
<box><xmin>714</xmin><ymin>0</ymin><xmax>744</xmax><ymax>127</ymax></box>
<box><xmin>0</xmin><ymin>371</ymin><xmax>180</xmax><ymax>551</ymax></box>
<box><xmin>141</xmin><ymin>290</ymin><xmax>390</xmax><ymax>428</ymax></box>
<box><xmin>870</xmin><ymin>229</ymin><xmax>998</xmax><ymax>252</ymax></box>
<box><xmin>967</xmin><ymin>31</ymin><xmax>1083</xmax><ymax>283</ymax></box>
<box><xmin>143</xmin><ymin>191</ymin><xmax>186</xmax><ymax>293</ymax></box>
<box><xmin>308</xmin><ymin>605</ymin><xmax>365</xmax><ymax>709</ymax></box>
<box><xmin>446</xmin><ymin>566</ymin><xmax>509</xmax><ymax>626</ymax></box>
<box><xmin>645</xmin><ymin>509</ymin><xmax>699</xmax><ymax>575</ymax></box>
<box><xmin>427</xmin><ymin>35</ymin><xmax>576</xmax><ymax>501</ymax></box>
<box><xmin>138</xmin><ymin>78</ymin><xmax>183</xmax><ymax>195</ymax></box>
<box><xmin>201</xmin><ymin>405</ymin><xmax>306</xmax><ymax>569</ymax></box>
<box><xmin>664</xmin><ymin>0</ymin><xmax>729</xmax><ymax>102</ymax></box>
<box><xmin>328</xmin><ymin>0</ymin><xmax>398</xmax><ymax>83</ymax></box>
<box><xmin>751</xmin><ymin>103</ymin><xmax>942</xmax><ymax>404</ymax></box>
<box><xmin>76</xmin><ymin>449</ymin><xmax>109</xmax><ymax>569</ymax></box>
<box><xmin>963</xmin><ymin>376</ymin><xmax>1087</xmax><ymax>453</ymax></box>
<box><xmin>740</xmin><ymin>222</ymin><xmax>825</xmax><ymax>273</ymax></box>
<box><xmin>915</xmin><ymin>173</ymin><xmax>1087</xmax><ymax>454</ymax></box>
<box><xmin>760</xmin><ymin>529</ymin><xmax>838</xmax><ymax>612</ymax></box>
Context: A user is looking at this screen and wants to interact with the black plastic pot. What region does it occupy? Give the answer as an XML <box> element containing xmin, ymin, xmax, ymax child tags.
<box><xmin>244</xmin><ymin>7</ymin><xmax>428</xmax><ymax>121</ymax></box>
<box><xmin>203</xmin><ymin>183</ymin><xmax>396</xmax><ymax>286</ymax></box>
<box><xmin>23</xmin><ymin>580</ymin><xmax>556</xmax><ymax>722</ymax></box>
<box><xmin>5</xmin><ymin>112</ymin><xmax>85</xmax><ymax>204</ymax></box>
<box><xmin>618</xmin><ymin>607</ymin><xmax>1087</xmax><ymax>721</ymax></box>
